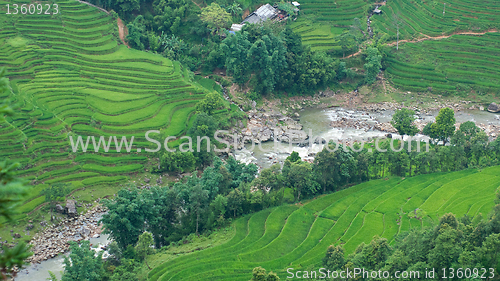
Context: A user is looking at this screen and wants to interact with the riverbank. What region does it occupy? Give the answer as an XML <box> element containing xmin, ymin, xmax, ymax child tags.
<box><xmin>27</xmin><ymin>205</ymin><xmax>107</xmax><ymax>264</ymax></box>
<box><xmin>232</xmin><ymin>88</ymin><xmax>500</xmax><ymax>168</ymax></box>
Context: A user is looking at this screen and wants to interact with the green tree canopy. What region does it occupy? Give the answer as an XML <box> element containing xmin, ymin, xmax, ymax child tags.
<box><xmin>391</xmin><ymin>108</ymin><xmax>419</xmax><ymax>139</ymax></box>
<box><xmin>62</xmin><ymin>241</ymin><xmax>103</xmax><ymax>281</ymax></box>
<box><xmin>431</xmin><ymin>108</ymin><xmax>456</xmax><ymax>144</ymax></box>
<box><xmin>286</xmin><ymin>151</ymin><xmax>301</xmax><ymax>163</ymax></box>
<box><xmin>363</xmin><ymin>47</ymin><xmax>382</xmax><ymax>85</ymax></box>
<box><xmin>195</xmin><ymin>91</ymin><xmax>224</xmax><ymax>115</ymax></box>
<box><xmin>200</xmin><ymin>3</ymin><xmax>232</xmax><ymax>34</ymax></box>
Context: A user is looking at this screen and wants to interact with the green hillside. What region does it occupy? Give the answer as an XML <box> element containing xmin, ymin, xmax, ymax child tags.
<box><xmin>0</xmin><ymin>0</ymin><xmax>211</xmax><ymax>217</ymax></box>
<box><xmin>372</xmin><ymin>0</ymin><xmax>500</xmax><ymax>40</ymax></box>
<box><xmin>148</xmin><ymin>166</ymin><xmax>500</xmax><ymax>280</ymax></box>
<box><xmin>384</xmin><ymin>32</ymin><xmax>500</xmax><ymax>95</ymax></box>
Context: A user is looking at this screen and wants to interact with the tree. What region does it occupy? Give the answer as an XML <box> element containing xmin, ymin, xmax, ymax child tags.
<box><xmin>251</xmin><ymin>266</ymin><xmax>280</xmax><ymax>281</ymax></box>
<box><xmin>227</xmin><ymin>187</ymin><xmax>245</xmax><ymax>217</ymax></box>
<box><xmin>116</xmin><ymin>0</ymin><xmax>140</xmax><ymax>12</ymax></box>
<box><xmin>286</xmin><ymin>151</ymin><xmax>301</xmax><ymax>163</ymax></box>
<box><xmin>200</xmin><ymin>3</ymin><xmax>232</xmax><ymax>34</ymax></box>
<box><xmin>189</xmin><ymin>184</ymin><xmax>209</xmax><ymax>235</ymax></box>
<box><xmin>126</xmin><ymin>15</ymin><xmax>147</xmax><ymax>50</ymax></box>
<box><xmin>135</xmin><ymin>232</ymin><xmax>154</xmax><ymax>269</ymax></box>
<box><xmin>391</xmin><ymin>108</ymin><xmax>418</xmax><ymax>139</ymax></box>
<box><xmin>159</xmin><ymin>151</ymin><xmax>196</xmax><ymax>173</ymax></box>
<box><xmin>363</xmin><ymin>47</ymin><xmax>382</xmax><ymax>85</ymax></box>
<box><xmin>339</xmin><ymin>32</ymin><xmax>357</xmax><ymax>58</ymax></box>
<box><xmin>226</xmin><ymin>3</ymin><xmax>242</xmax><ymax>17</ymax></box>
<box><xmin>277</xmin><ymin>2</ymin><xmax>295</xmax><ymax>16</ymax></box>
<box><xmin>0</xmin><ymin>243</ymin><xmax>32</xmax><ymax>280</ymax></box>
<box><xmin>195</xmin><ymin>91</ymin><xmax>224</xmax><ymax>115</ymax></box>
<box><xmin>431</xmin><ymin>108</ymin><xmax>456</xmax><ymax>145</ymax></box>
<box><xmin>253</xmin><ymin>164</ymin><xmax>284</xmax><ymax>192</ymax></box>
<box><xmin>336</xmin><ymin>61</ymin><xmax>348</xmax><ymax>80</ymax></box>
<box><xmin>323</xmin><ymin>245</ymin><xmax>345</xmax><ymax>271</ymax></box>
<box><xmin>41</xmin><ymin>183</ymin><xmax>69</xmax><ymax>221</ymax></box>
<box><xmin>101</xmin><ymin>188</ymin><xmax>152</xmax><ymax>249</ymax></box>
<box><xmin>286</xmin><ymin>161</ymin><xmax>320</xmax><ymax>201</ymax></box>
<box><xmin>422</xmin><ymin>121</ymin><xmax>438</xmax><ymax>143</ymax></box>
<box><xmin>62</xmin><ymin>240</ymin><xmax>103</xmax><ymax>281</ymax></box>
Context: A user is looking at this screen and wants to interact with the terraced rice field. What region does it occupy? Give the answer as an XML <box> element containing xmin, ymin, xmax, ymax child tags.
<box><xmin>290</xmin><ymin>19</ymin><xmax>343</xmax><ymax>52</ymax></box>
<box><xmin>371</xmin><ymin>0</ymin><xmax>500</xmax><ymax>40</ymax></box>
<box><xmin>299</xmin><ymin>0</ymin><xmax>369</xmax><ymax>27</ymax></box>
<box><xmin>148</xmin><ymin>166</ymin><xmax>500</xmax><ymax>280</ymax></box>
<box><xmin>384</xmin><ymin>33</ymin><xmax>500</xmax><ymax>94</ymax></box>
<box><xmin>0</xmin><ymin>0</ymin><xmax>211</xmax><ymax>215</ymax></box>
<box><xmin>290</xmin><ymin>0</ymin><xmax>369</xmax><ymax>52</ymax></box>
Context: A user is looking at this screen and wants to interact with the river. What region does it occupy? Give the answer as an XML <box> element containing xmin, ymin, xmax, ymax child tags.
<box><xmin>234</xmin><ymin>107</ymin><xmax>500</xmax><ymax>168</ymax></box>
<box><xmin>15</xmin><ymin>234</ymin><xmax>110</xmax><ymax>281</ymax></box>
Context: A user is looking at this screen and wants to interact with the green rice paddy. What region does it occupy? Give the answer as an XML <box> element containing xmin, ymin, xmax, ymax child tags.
<box><xmin>371</xmin><ymin>0</ymin><xmax>500</xmax><ymax>40</ymax></box>
<box><xmin>0</xmin><ymin>0</ymin><xmax>213</xmax><ymax>216</ymax></box>
<box><xmin>148</xmin><ymin>166</ymin><xmax>500</xmax><ymax>280</ymax></box>
<box><xmin>384</xmin><ymin>33</ymin><xmax>500</xmax><ymax>94</ymax></box>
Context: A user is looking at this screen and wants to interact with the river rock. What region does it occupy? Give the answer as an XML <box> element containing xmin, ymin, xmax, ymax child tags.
<box><xmin>65</xmin><ymin>200</ymin><xmax>77</xmax><ymax>216</ymax></box>
<box><xmin>488</xmin><ymin>103</ymin><xmax>500</xmax><ymax>113</ymax></box>
<box><xmin>55</xmin><ymin>204</ymin><xmax>64</xmax><ymax>213</ymax></box>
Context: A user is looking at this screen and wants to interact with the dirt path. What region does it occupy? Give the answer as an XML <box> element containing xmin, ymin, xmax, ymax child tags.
<box><xmin>117</xmin><ymin>17</ymin><xmax>130</xmax><ymax>48</ymax></box>
<box><xmin>343</xmin><ymin>29</ymin><xmax>498</xmax><ymax>59</ymax></box>
<box><xmin>386</xmin><ymin>29</ymin><xmax>498</xmax><ymax>47</ymax></box>
<box><xmin>344</xmin><ymin>50</ymin><xmax>363</xmax><ymax>59</ymax></box>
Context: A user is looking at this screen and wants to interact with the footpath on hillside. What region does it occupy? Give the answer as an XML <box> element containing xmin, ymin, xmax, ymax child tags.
<box><xmin>117</xmin><ymin>18</ymin><xmax>130</xmax><ymax>48</ymax></box>
<box><xmin>344</xmin><ymin>29</ymin><xmax>499</xmax><ymax>59</ymax></box>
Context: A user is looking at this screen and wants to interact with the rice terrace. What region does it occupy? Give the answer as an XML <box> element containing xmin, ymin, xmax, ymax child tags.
<box><xmin>1</xmin><ymin>0</ymin><xmax>500</xmax><ymax>279</ymax></box>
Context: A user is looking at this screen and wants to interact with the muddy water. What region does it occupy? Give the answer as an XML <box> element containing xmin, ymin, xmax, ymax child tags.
<box><xmin>234</xmin><ymin>107</ymin><xmax>500</xmax><ymax>169</ymax></box>
<box><xmin>15</xmin><ymin>234</ymin><xmax>110</xmax><ymax>281</ymax></box>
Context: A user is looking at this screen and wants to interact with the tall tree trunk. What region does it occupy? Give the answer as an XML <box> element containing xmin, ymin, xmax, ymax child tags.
<box><xmin>196</xmin><ymin>210</ymin><xmax>199</xmax><ymax>235</ymax></box>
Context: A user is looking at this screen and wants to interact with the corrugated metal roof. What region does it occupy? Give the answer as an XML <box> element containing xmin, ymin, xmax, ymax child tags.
<box><xmin>241</xmin><ymin>4</ymin><xmax>278</xmax><ymax>24</ymax></box>
<box><xmin>255</xmin><ymin>4</ymin><xmax>277</xmax><ymax>19</ymax></box>
<box><xmin>231</xmin><ymin>24</ymin><xmax>244</xmax><ymax>31</ymax></box>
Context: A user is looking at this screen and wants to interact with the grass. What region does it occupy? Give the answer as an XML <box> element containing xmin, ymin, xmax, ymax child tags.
<box><xmin>147</xmin><ymin>166</ymin><xmax>500</xmax><ymax>280</ymax></box>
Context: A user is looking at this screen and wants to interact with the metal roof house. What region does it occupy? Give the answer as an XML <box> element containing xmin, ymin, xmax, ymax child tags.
<box><xmin>242</xmin><ymin>4</ymin><xmax>278</xmax><ymax>24</ymax></box>
<box><xmin>231</xmin><ymin>24</ymin><xmax>245</xmax><ymax>32</ymax></box>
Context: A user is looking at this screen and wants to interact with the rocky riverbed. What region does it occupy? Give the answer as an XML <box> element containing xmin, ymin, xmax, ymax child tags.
<box><xmin>27</xmin><ymin>205</ymin><xmax>107</xmax><ymax>264</ymax></box>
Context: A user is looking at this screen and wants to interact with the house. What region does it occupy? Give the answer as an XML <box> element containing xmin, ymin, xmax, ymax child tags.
<box><xmin>374</xmin><ymin>7</ymin><xmax>382</xmax><ymax>14</ymax></box>
<box><xmin>242</xmin><ymin>4</ymin><xmax>278</xmax><ymax>24</ymax></box>
<box><xmin>292</xmin><ymin>1</ymin><xmax>300</xmax><ymax>7</ymax></box>
<box><xmin>231</xmin><ymin>24</ymin><xmax>244</xmax><ymax>32</ymax></box>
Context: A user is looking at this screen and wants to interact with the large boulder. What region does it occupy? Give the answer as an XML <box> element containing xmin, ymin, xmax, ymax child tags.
<box><xmin>65</xmin><ymin>200</ymin><xmax>77</xmax><ymax>216</ymax></box>
<box><xmin>488</xmin><ymin>103</ymin><xmax>500</xmax><ymax>113</ymax></box>
<box><xmin>55</xmin><ymin>204</ymin><xmax>64</xmax><ymax>213</ymax></box>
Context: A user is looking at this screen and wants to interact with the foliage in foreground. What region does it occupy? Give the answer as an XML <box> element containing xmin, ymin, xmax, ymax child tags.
<box><xmin>0</xmin><ymin>69</ymin><xmax>31</xmax><ymax>280</ymax></box>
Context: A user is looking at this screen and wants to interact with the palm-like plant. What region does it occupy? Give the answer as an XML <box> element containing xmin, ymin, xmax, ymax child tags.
<box><xmin>226</xmin><ymin>3</ymin><xmax>242</xmax><ymax>17</ymax></box>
